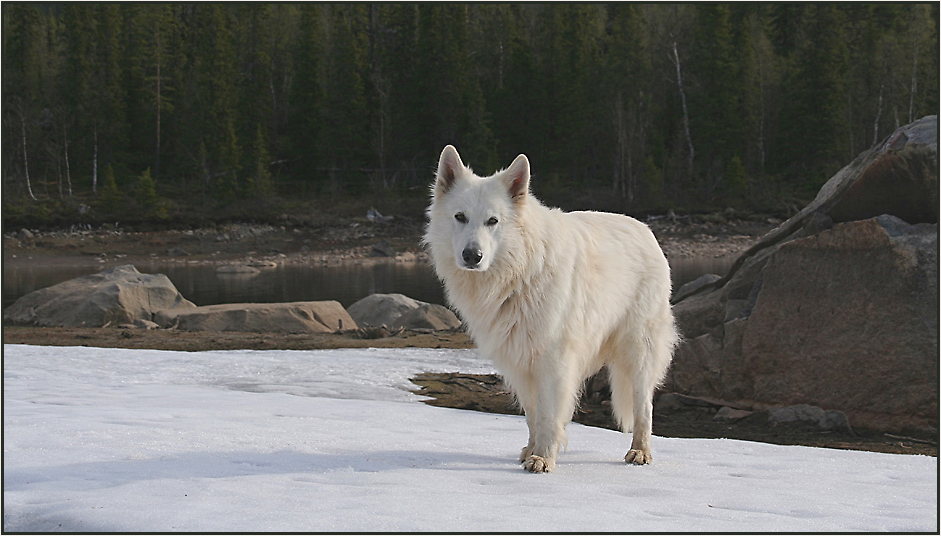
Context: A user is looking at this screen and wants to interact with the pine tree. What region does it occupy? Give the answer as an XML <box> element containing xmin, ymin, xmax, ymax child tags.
<box><xmin>414</xmin><ymin>4</ymin><xmax>494</xmax><ymax>168</ymax></box>
<box><xmin>248</xmin><ymin>123</ymin><xmax>273</xmax><ymax>199</ymax></box>
<box><xmin>780</xmin><ymin>4</ymin><xmax>849</xmax><ymax>184</ymax></box>
<box><xmin>289</xmin><ymin>4</ymin><xmax>325</xmax><ymax>186</ymax></box>
<box><xmin>690</xmin><ymin>4</ymin><xmax>741</xmax><ymax>194</ymax></box>
<box><xmin>321</xmin><ymin>4</ymin><xmax>371</xmax><ymax>190</ymax></box>
<box><xmin>98</xmin><ymin>164</ymin><xmax>122</xmax><ymax>213</ymax></box>
<box><xmin>189</xmin><ymin>4</ymin><xmax>240</xmax><ymax>199</ymax></box>
<box><xmin>3</xmin><ymin>3</ymin><xmax>51</xmax><ymax>200</ymax></box>
<box><xmin>136</xmin><ymin>168</ymin><xmax>167</xmax><ymax>218</ymax></box>
<box><xmin>605</xmin><ymin>4</ymin><xmax>651</xmax><ymax>204</ymax></box>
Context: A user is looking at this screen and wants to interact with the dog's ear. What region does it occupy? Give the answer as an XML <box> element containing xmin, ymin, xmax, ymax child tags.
<box><xmin>435</xmin><ymin>145</ymin><xmax>464</xmax><ymax>196</ymax></box>
<box><xmin>503</xmin><ymin>153</ymin><xmax>530</xmax><ymax>203</ymax></box>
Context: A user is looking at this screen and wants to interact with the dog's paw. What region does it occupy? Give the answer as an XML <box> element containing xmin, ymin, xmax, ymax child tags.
<box><xmin>519</xmin><ymin>445</ymin><xmax>534</xmax><ymax>463</ymax></box>
<box><xmin>625</xmin><ymin>449</ymin><xmax>652</xmax><ymax>465</ymax></box>
<box><xmin>522</xmin><ymin>455</ymin><xmax>553</xmax><ymax>473</ymax></box>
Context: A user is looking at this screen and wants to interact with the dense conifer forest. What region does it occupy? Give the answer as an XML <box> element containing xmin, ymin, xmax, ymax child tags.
<box><xmin>3</xmin><ymin>4</ymin><xmax>938</xmax><ymax>226</ymax></box>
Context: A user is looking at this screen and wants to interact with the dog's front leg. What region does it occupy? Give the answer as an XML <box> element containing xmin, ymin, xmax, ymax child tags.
<box><xmin>520</xmin><ymin>364</ymin><xmax>580</xmax><ymax>473</ymax></box>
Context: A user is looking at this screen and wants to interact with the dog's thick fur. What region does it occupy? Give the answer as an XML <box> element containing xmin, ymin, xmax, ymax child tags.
<box><xmin>424</xmin><ymin>146</ymin><xmax>678</xmax><ymax>472</ymax></box>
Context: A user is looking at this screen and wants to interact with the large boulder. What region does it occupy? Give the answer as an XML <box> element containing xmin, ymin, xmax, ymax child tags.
<box><xmin>740</xmin><ymin>216</ymin><xmax>937</xmax><ymax>431</ymax></box>
<box><xmin>665</xmin><ymin>116</ymin><xmax>939</xmax><ymax>435</ymax></box>
<box><xmin>3</xmin><ymin>264</ymin><xmax>195</xmax><ymax>327</ymax></box>
<box><xmin>155</xmin><ymin>301</ymin><xmax>356</xmax><ymax>333</ymax></box>
<box><xmin>347</xmin><ymin>293</ymin><xmax>423</xmax><ymax>327</ymax></box>
<box><xmin>391</xmin><ymin>303</ymin><xmax>462</xmax><ymax>331</ymax></box>
<box><xmin>347</xmin><ymin>293</ymin><xmax>462</xmax><ymax>331</ymax></box>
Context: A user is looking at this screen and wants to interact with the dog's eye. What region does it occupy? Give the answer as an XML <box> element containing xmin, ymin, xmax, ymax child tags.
<box><xmin>486</xmin><ymin>217</ymin><xmax>499</xmax><ymax>226</ymax></box>
<box><xmin>454</xmin><ymin>213</ymin><xmax>468</xmax><ymax>224</ymax></box>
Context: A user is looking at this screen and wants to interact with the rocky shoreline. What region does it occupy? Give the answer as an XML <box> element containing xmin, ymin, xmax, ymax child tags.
<box><xmin>3</xmin><ymin>213</ymin><xmax>776</xmax><ymax>272</ymax></box>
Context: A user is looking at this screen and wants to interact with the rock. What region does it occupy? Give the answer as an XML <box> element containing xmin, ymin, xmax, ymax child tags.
<box><xmin>366</xmin><ymin>208</ymin><xmax>394</xmax><ymax>224</ymax></box>
<box><xmin>827</xmin><ymin>117</ymin><xmax>938</xmax><ymax>225</ymax></box>
<box><xmin>767</xmin><ymin>405</ymin><xmax>853</xmax><ymax>434</ymax></box>
<box><xmin>391</xmin><ymin>303</ymin><xmax>462</xmax><ymax>331</ymax></box>
<box><xmin>667</xmin><ymin>117</ymin><xmax>939</xmax><ymax>435</ymax></box>
<box><xmin>215</xmin><ymin>265</ymin><xmax>259</xmax><ymax>275</ymax></box>
<box><xmin>347</xmin><ymin>293</ymin><xmax>461</xmax><ymax>332</ymax></box>
<box><xmin>3</xmin><ymin>265</ymin><xmax>195</xmax><ymax>327</ymax></box>
<box><xmin>133</xmin><ymin>319</ymin><xmax>160</xmax><ymax>330</ymax></box>
<box><xmin>16</xmin><ymin>229</ymin><xmax>33</xmax><ymax>241</ymax></box>
<box><xmin>155</xmin><ymin>301</ymin><xmax>356</xmax><ymax>333</ymax></box>
<box><xmin>347</xmin><ymin>293</ymin><xmax>424</xmax><ymax>328</ymax></box>
<box><xmin>714</xmin><ymin>407</ymin><xmax>754</xmax><ymax>422</ymax></box>
<box><xmin>655</xmin><ymin>393</ymin><xmax>687</xmax><ymax>412</ymax></box>
<box><xmin>370</xmin><ymin>239</ymin><xmax>395</xmax><ymax>257</ymax></box>
<box><xmin>672</xmin><ymin>273</ymin><xmax>722</xmax><ymax>303</ymax></box>
<box><xmin>740</xmin><ymin>216</ymin><xmax>937</xmax><ymax>432</ymax></box>
<box><xmin>245</xmin><ymin>259</ymin><xmax>278</xmax><ymax>268</ymax></box>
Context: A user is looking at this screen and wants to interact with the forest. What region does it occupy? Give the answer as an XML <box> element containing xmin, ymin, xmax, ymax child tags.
<box><xmin>2</xmin><ymin>3</ymin><xmax>938</xmax><ymax>226</ymax></box>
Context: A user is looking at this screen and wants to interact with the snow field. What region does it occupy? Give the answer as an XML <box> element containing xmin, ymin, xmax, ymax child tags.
<box><xmin>3</xmin><ymin>344</ymin><xmax>937</xmax><ymax>532</ymax></box>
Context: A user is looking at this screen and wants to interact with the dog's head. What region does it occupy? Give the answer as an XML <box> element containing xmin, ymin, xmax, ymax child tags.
<box><xmin>427</xmin><ymin>145</ymin><xmax>530</xmax><ymax>272</ymax></box>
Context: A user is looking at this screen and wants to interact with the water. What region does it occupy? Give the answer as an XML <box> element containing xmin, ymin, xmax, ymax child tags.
<box><xmin>3</xmin><ymin>257</ymin><xmax>733</xmax><ymax>311</ymax></box>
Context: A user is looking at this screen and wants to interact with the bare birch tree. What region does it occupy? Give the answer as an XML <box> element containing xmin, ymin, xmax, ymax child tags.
<box><xmin>670</xmin><ymin>40</ymin><xmax>695</xmax><ymax>178</ymax></box>
<box><xmin>12</xmin><ymin>100</ymin><xmax>37</xmax><ymax>201</ymax></box>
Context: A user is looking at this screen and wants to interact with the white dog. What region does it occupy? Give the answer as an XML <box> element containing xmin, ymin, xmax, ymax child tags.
<box><xmin>424</xmin><ymin>145</ymin><xmax>678</xmax><ymax>472</ymax></box>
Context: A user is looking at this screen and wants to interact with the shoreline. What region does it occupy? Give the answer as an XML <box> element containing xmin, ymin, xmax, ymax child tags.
<box><xmin>3</xmin><ymin>215</ymin><xmax>777</xmax><ymax>269</ymax></box>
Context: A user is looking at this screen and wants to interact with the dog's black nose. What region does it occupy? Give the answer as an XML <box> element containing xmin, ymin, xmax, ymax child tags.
<box><xmin>462</xmin><ymin>247</ymin><xmax>483</xmax><ymax>267</ymax></box>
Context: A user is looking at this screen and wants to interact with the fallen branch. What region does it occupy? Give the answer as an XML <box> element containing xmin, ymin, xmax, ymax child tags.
<box><xmin>883</xmin><ymin>433</ymin><xmax>937</xmax><ymax>446</ymax></box>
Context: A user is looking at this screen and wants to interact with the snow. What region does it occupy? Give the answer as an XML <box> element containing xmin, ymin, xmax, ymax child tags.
<box><xmin>3</xmin><ymin>344</ymin><xmax>937</xmax><ymax>532</ymax></box>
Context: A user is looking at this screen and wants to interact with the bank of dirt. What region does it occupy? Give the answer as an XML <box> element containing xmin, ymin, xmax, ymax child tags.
<box><xmin>410</xmin><ymin>372</ymin><xmax>938</xmax><ymax>458</ymax></box>
<box><xmin>2</xmin><ymin>324</ymin><xmax>475</xmax><ymax>352</ymax></box>
<box><xmin>6</xmin><ymin>215</ymin><xmax>935</xmax><ymax>458</ymax></box>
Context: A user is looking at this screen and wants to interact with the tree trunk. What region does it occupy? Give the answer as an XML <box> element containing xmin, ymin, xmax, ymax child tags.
<box><xmin>92</xmin><ymin>126</ymin><xmax>98</xmax><ymax>195</ymax></box>
<box><xmin>873</xmin><ymin>81</ymin><xmax>884</xmax><ymax>146</ymax></box>
<box><xmin>154</xmin><ymin>22</ymin><xmax>162</xmax><ymax>178</ymax></box>
<box><xmin>908</xmin><ymin>38</ymin><xmax>918</xmax><ymax>123</ymax></box>
<box><xmin>757</xmin><ymin>55</ymin><xmax>766</xmax><ymax>170</ymax></box>
<box><xmin>64</xmin><ymin>125</ymin><xmax>73</xmax><ymax>198</ymax></box>
<box><xmin>20</xmin><ymin>112</ymin><xmax>37</xmax><ymax>201</ymax></box>
<box><xmin>671</xmin><ymin>41</ymin><xmax>695</xmax><ymax>178</ymax></box>
<box><xmin>56</xmin><ymin>153</ymin><xmax>63</xmax><ymax>199</ymax></box>
<box><xmin>613</xmin><ymin>91</ymin><xmax>626</xmax><ymax>197</ymax></box>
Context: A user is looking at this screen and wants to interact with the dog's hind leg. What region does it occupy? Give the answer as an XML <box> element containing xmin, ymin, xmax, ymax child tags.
<box><xmin>612</xmin><ymin>318</ymin><xmax>676</xmax><ymax>465</ymax></box>
<box><xmin>609</xmin><ymin>356</ymin><xmax>656</xmax><ymax>464</ymax></box>
<box><xmin>501</xmin><ymin>372</ymin><xmax>537</xmax><ymax>463</ymax></box>
<box><xmin>624</xmin><ymin>367</ymin><xmax>655</xmax><ymax>465</ymax></box>
<box><xmin>519</xmin><ymin>412</ymin><xmax>536</xmax><ymax>463</ymax></box>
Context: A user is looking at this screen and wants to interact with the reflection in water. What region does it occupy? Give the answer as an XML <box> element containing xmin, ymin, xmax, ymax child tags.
<box><xmin>3</xmin><ymin>256</ymin><xmax>735</xmax><ymax>310</ymax></box>
<box><xmin>669</xmin><ymin>256</ymin><xmax>735</xmax><ymax>291</ymax></box>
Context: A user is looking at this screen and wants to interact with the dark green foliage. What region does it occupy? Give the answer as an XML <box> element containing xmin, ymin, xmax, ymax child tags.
<box><xmin>2</xmin><ymin>3</ymin><xmax>937</xmax><ymax>219</ymax></box>
<box><xmin>98</xmin><ymin>164</ymin><xmax>122</xmax><ymax>214</ymax></box>
<box><xmin>136</xmin><ymin>168</ymin><xmax>167</xmax><ymax>219</ymax></box>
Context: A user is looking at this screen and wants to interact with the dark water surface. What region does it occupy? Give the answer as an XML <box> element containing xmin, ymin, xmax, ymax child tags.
<box><xmin>3</xmin><ymin>257</ymin><xmax>733</xmax><ymax>310</ymax></box>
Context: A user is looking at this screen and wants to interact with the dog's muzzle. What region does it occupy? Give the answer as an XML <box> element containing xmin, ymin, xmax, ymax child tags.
<box><xmin>461</xmin><ymin>247</ymin><xmax>484</xmax><ymax>269</ymax></box>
